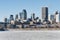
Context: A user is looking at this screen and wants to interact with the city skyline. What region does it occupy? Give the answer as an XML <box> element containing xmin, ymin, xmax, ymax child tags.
<box><xmin>0</xmin><ymin>0</ymin><xmax>60</xmax><ymax>21</ymax></box>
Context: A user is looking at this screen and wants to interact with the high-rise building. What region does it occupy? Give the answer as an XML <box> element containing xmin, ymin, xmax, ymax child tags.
<box><xmin>50</xmin><ymin>15</ymin><xmax>55</xmax><ymax>21</ymax></box>
<box><xmin>22</xmin><ymin>9</ymin><xmax>27</xmax><ymax>20</ymax></box>
<box><xmin>48</xmin><ymin>14</ymin><xmax>50</xmax><ymax>21</ymax></box>
<box><xmin>15</xmin><ymin>14</ymin><xmax>18</xmax><ymax>21</ymax></box>
<box><xmin>31</xmin><ymin>13</ymin><xmax>35</xmax><ymax>20</ymax></box>
<box><xmin>55</xmin><ymin>11</ymin><xmax>60</xmax><ymax>22</ymax></box>
<box><xmin>42</xmin><ymin>7</ymin><xmax>48</xmax><ymax>22</ymax></box>
<box><xmin>10</xmin><ymin>15</ymin><xmax>14</xmax><ymax>21</ymax></box>
<box><xmin>4</xmin><ymin>18</ymin><xmax>8</xmax><ymax>23</ymax></box>
<box><xmin>20</xmin><ymin>9</ymin><xmax>27</xmax><ymax>20</ymax></box>
<box><xmin>49</xmin><ymin>14</ymin><xmax>55</xmax><ymax>24</ymax></box>
<box><xmin>20</xmin><ymin>12</ymin><xmax>23</xmax><ymax>20</ymax></box>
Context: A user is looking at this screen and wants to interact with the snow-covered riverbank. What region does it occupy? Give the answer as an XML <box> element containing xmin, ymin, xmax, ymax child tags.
<box><xmin>0</xmin><ymin>31</ymin><xmax>60</xmax><ymax>40</ymax></box>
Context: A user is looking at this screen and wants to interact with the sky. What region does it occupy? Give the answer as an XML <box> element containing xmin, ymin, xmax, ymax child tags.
<box><xmin>0</xmin><ymin>0</ymin><xmax>60</xmax><ymax>22</ymax></box>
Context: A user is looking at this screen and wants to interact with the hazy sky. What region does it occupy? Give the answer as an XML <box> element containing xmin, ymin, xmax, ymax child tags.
<box><xmin>0</xmin><ymin>0</ymin><xmax>60</xmax><ymax>21</ymax></box>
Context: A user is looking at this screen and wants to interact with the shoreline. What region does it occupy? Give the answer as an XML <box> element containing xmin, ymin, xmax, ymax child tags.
<box><xmin>6</xmin><ymin>28</ymin><xmax>60</xmax><ymax>31</ymax></box>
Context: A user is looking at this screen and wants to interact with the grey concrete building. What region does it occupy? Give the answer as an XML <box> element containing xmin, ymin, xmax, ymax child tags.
<box><xmin>42</xmin><ymin>7</ymin><xmax>48</xmax><ymax>22</ymax></box>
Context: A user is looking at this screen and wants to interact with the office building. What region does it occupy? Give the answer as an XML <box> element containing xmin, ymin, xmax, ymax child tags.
<box><xmin>10</xmin><ymin>15</ymin><xmax>14</xmax><ymax>21</ymax></box>
<box><xmin>42</xmin><ymin>7</ymin><xmax>48</xmax><ymax>22</ymax></box>
<box><xmin>20</xmin><ymin>9</ymin><xmax>27</xmax><ymax>20</ymax></box>
<box><xmin>22</xmin><ymin>9</ymin><xmax>27</xmax><ymax>20</ymax></box>
<box><xmin>20</xmin><ymin>12</ymin><xmax>23</xmax><ymax>20</ymax></box>
<box><xmin>31</xmin><ymin>13</ymin><xmax>35</xmax><ymax>20</ymax></box>
<box><xmin>4</xmin><ymin>18</ymin><xmax>8</xmax><ymax>23</ymax></box>
<box><xmin>15</xmin><ymin>14</ymin><xmax>19</xmax><ymax>21</ymax></box>
<box><xmin>50</xmin><ymin>14</ymin><xmax>55</xmax><ymax>23</ymax></box>
<box><xmin>48</xmin><ymin>14</ymin><xmax>50</xmax><ymax>21</ymax></box>
<box><xmin>55</xmin><ymin>11</ymin><xmax>60</xmax><ymax>22</ymax></box>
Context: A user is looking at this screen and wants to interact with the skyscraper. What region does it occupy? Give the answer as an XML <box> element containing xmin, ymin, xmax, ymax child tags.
<box><xmin>10</xmin><ymin>15</ymin><xmax>14</xmax><ymax>21</ymax></box>
<box><xmin>55</xmin><ymin>11</ymin><xmax>60</xmax><ymax>22</ymax></box>
<box><xmin>15</xmin><ymin>14</ymin><xmax>18</xmax><ymax>20</ymax></box>
<box><xmin>50</xmin><ymin>15</ymin><xmax>55</xmax><ymax>21</ymax></box>
<box><xmin>42</xmin><ymin>7</ymin><xmax>48</xmax><ymax>22</ymax></box>
<box><xmin>22</xmin><ymin>9</ymin><xmax>27</xmax><ymax>20</ymax></box>
<box><xmin>4</xmin><ymin>18</ymin><xmax>8</xmax><ymax>23</ymax></box>
<box><xmin>20</xmin><ymin>9</ymin><xmax>27</xmax><ymax>20</ymax></box>
<box><xmin>31</xmin><ymin>13</ymin><xmax>35</xmax><ymax>20</ymax></box>
<box><xmin>20</xmin><ymin>12</ymin><xmax>23</xmax><ymax>20</ymax></box>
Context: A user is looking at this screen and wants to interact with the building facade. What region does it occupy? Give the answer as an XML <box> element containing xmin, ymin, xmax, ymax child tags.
<box><xmin>20</xmin><ymin>9</ymin><xmax>27</xmax><ymax>20</ymax></box>
<box><xmin>42</xmin><ymin>7</ymin><xmax>48</xmax><ymax>22</ymax></box>
<box><xmin>55</xmin><ymin>11</ymin><xmax>60</xmax><ymax>22</ymax></box>
<box><xmin>15</xmin><ymin>14</ymin><xmax>19</xmax><ymax>21</ymax></box>
<box><xmin>4</xmin><ymin>18</ymin><xmax>8</xmax><ymax>23</ymax></box>
<box><xmin>31</xmin><ymin>13</ymin><xmax>35</xmax><ymax>20</ymax></box>
<box><xmin>50</xmin><ymin>14</ymin><xmax>55</xmax><ymax>23</ymax></box>
<box><xmin>10</xmin><ymin>15</ymin><xmax>14</xmax><ymax>21</ymax></box>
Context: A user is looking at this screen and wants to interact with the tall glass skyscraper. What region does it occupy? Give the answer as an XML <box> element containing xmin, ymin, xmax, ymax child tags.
<box><xmin>15</xmin><ymin>14</ymin><xmax>18</xmax><ymax>20</ymax></box>
<box><xmin>31</xmin><ymin>13</ymin><xmax>35</xmax><ymax>20</ymax></box>
<box><xmin>10</xmin><ymin>15</ymin><xmax>14</xmax><ymax>21</ymax></box>
<box><xmin>42</xmin><ymin>7</ymin><xmax>48</xmax><ymax>22</ymax></box>
<box><xmin>20</xmin><ymin>12</ymin><xmax>22</xmax><ymax>20</ymax></box>
<box><xmin>20</xmin><ymin>9</ymin><xmax>27</xmax><ymax>20</ymax></box>
<box><xmin>22</xmin><ymin>9</ymin><xmax>27</xmax><ymax>20</ymax></box>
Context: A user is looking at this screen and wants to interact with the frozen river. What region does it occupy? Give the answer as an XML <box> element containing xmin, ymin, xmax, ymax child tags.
<box><xmin>0</xmin><ymin>30</ymin><xmax>60</xmax><ymax>40</ymax></box>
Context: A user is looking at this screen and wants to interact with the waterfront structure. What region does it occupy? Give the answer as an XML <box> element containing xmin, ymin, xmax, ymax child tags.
<box><xmin>1</xmin><ymin>7</ymin><xmax>60</xmax><ymax>29</ymax></box>
<box><xmin>42</xmin><ymin>7</ymin><xmax>48</xmax><ymax>22</ymax></box>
